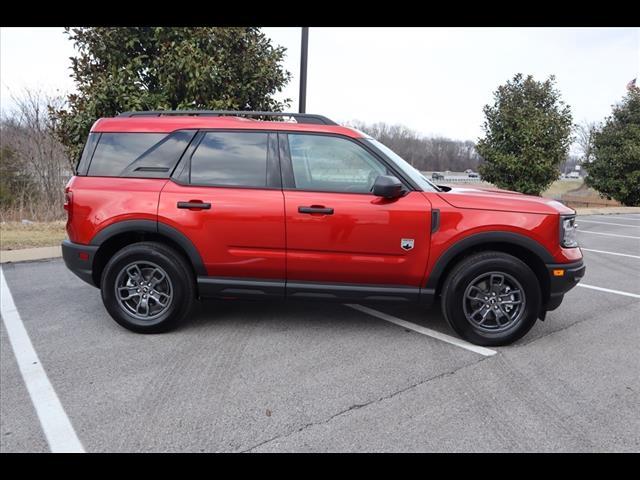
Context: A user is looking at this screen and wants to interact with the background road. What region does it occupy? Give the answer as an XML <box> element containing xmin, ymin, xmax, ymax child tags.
<box><xmin>1</xmin><ymin>214</ymin><xmax>639</xmax><ymax>452</ymax></box>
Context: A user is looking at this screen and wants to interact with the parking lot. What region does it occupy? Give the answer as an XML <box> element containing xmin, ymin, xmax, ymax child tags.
<box><xmin>1</xmin><ymin>213</ymin><xmax>639</xmax><ymax>452</ymax></box>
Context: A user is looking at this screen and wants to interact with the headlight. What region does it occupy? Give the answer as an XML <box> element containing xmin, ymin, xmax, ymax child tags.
<box><xmin>560</xmin><ymin>215</ymin><xmax>578</xmax><ymax>248</ymax></box>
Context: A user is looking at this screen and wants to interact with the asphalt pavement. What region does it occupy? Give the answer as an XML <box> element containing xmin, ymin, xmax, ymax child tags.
<box><xmin>1</xmin><ymin>214</ymin><xmax>639</xmax><ymax>452</ymax></box>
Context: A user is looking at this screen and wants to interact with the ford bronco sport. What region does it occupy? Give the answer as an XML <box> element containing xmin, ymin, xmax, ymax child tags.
<box><xmin>62</xmin><ymin>111</ymin><xmax>585</xmax><ymax>346</ymax></box>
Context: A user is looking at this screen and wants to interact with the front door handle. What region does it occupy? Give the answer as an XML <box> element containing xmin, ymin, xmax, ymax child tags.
<box><xmin>177</xmin><ymin>201</ymin><xmax>211</xmax><ymax>210</ymax></box>
<box><xmin>298</xmin><ymin>206</ymin><xmax>334</xmax><ymax>215</ymax></box>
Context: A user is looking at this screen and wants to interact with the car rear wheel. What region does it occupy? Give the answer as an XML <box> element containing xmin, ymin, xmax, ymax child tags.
<box><xmin>440</xmin><ymin>251</ymin><xmax>541</xmax><ymax>346</ymax></box>
<box><xmin>100</xmin><ymin>242</ymin><xmax>195</xmax><ymax>333</ymax></box>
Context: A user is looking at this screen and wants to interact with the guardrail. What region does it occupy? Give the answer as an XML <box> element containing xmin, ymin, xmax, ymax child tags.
<box><xmin>421</xmin><ymin>172</ymin><xmax>484</xmax><ymax>183</ymax></box>
<box><xmin>560</xmin><ymin>194</ymin><xmax>620</xmax><ymax>208</ymax></box>
<box><xmin>439</xmin><ymin>177</ymin><xmax>483</xmax><ymax>183</ymax></box>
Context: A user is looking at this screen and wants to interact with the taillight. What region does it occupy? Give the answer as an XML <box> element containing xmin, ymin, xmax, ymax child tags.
<box><xmin>64</xmin><ymin>189</ymin><xmax>73</xmax><ymax>218</ymax></box>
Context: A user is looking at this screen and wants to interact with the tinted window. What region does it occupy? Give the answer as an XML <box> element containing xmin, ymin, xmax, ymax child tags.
<box><xmin>88</xmin><ymin>133</ymin><xmax>167</xmax><ymax>176</ymax></box>
<box><xmin>121</xmin><ymin>130</ymin><xmax>196</xmax><ymax>178</ymax></box>
<box><xmin>364</xmin><ymin>138</ymin><xmax>439</xmax><ymax>192</ymax></box>
<box><xmin>288</xmin><ymin>134</ymin><xmax>387</xmax><ymax>193</ymax></box>
<box><xmin>76</xmin><ymin>133</ymin><xmax>100</xmax><ymax>175</ymax></box>
<box><xmin>190</xmin><ymin>132</ymin><xmax>268</xmax><ymax>187</ymax></box>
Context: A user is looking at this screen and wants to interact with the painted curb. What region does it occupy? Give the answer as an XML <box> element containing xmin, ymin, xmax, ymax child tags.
<box><xmin>575</xmin><ymin>207</ymin><xmax>640</xmax><ymax>216</ymax></box>
<box><xmin>0</xmin><ymin>246</ymin><xmax>62</xmax><ymax>264</ymax></box>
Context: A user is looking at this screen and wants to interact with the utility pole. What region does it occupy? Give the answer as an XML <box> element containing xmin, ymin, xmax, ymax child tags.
<box><xmin>299</xmin><ymin>27</ymin><xmax>309</xmax><ymax>113</ymax></box>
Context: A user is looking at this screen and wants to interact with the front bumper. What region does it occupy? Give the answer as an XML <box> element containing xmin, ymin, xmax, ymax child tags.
<box><xmin>545</xmin><ymin>259</ymin><xmax>586</xmax><ymax>311</ymax></box>
<box><xmin>61</xmin><ymin>239</ymin><xmax>98</xmax><ymax>287</ymax></box>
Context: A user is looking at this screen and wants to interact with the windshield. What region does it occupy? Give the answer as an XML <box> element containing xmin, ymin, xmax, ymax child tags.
<box><xmin>363</xmin><ymin>138</ymin><xmax>441</xmax><ymax>192</ymax></box>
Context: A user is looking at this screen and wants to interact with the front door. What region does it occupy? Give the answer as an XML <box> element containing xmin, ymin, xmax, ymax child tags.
<box><xmin>280</xmin><ymin>133</ymin><xmax>431</xmax><ymax>288</ymax></box>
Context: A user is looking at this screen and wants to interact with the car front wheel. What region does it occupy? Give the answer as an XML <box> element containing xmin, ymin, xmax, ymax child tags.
<box><xmin>440</xmin><ymin>251</ymin><xmax>541</xmax><ymax>346</ymax></box>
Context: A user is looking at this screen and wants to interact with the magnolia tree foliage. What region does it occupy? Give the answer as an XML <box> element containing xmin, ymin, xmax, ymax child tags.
<box><xmin>51</xmin><ymin>27</ymin><xmax>291</xmax><ymax>162</ymax></box>
<box><xmin>585</xmin><ymin>89</ymin><xmax>640</xmax><ymax>206</ymax></box>
<box><xmin>477</xmin><ymin>74</ymin><xmax>573</xmax><ymax>195</ymax></box>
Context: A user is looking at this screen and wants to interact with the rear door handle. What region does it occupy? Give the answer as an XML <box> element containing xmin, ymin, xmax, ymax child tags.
<box><xmin>177</xmin><ymin>201</ymin><xmax>211</xmax><ymax>210</ymax></box>
<box><xmin>298</xmin><ymin>206</ymin><xmax>334</xmax><ymax>215</ymax></box>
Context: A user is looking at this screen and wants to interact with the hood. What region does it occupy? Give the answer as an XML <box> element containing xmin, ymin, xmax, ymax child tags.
<box><xmin>437</xmin><ymin>186</ymin><xmax>575</xmax><ymax>215</ymax></box>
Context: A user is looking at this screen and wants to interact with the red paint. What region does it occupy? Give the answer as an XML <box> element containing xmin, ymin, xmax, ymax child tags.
<box><xmin>284</xmin><ymin>190</ymin><xmax>431</xmax><ymax>285</ymax></box>
<box><xmin>423</xmin><ymin>192</ymin><xmax>581</xmax><ymax>283</ymax></box>
<box><xmin>64</xmin><ymin>176</ymin><xmax>166</xmax><ymax>244</ymax></box>
<box><xmin>65</xmin><ymin>115</ymin><xmax>583</xmax><ymax>292</ymax></box>
<box><xmin>158</xmin><ymin>182</ymin><xmax>286</xmax><ymax>279</ymax></box>
<box><xmin>91</xmin><ymin>116</ymin><xmax>362</xmax><ymax>138</ymax></box>
<box><xmin>438</xmin><ymin>186</ymin><xmax>575</xmax><ymax>215</ymax></box>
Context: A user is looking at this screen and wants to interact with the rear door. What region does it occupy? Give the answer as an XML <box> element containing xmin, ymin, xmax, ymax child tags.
<box><xmin>158</xmin><ymin>130</ymin><xmax>286</xmax><ymax>291</ymax></box>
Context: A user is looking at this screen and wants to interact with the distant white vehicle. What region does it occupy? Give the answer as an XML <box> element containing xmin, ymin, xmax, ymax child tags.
<box><xmin>567</xmin><ymin>171</ymin><xmax>580</xmax><ymax>179</ymax></box>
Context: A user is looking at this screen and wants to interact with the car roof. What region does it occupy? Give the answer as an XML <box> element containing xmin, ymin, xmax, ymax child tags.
<box><xmin>91</xmin><ymin>116</ymin><xmax>364</xmax><ymax>138</ymax></box>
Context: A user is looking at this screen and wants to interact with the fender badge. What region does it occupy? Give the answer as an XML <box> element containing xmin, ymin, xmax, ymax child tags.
<box><xmin>401</xmin><ymin>239</ymin><xmax>414</xmax><ymax>251</ymax></box>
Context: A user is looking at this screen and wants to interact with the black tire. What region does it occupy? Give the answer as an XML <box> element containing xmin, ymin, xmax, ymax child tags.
<box><xmin>100</xmin><ymin>241</ymin><xmax>195</xmax><ymax>333</ymax></box>
<box><xmin>440</xmin><ymin>251</ymin><xmax>541</xmax><ymax>346</ymax></box>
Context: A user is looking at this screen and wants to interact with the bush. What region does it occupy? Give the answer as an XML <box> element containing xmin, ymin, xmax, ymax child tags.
<box><xmin>477</xmin><ymin>74</ymin><xmax>573</xmax><ymax>195</ymax></box>
<box><xmin>585</xmin><ymin>89</ymin><xmax>640</xmax><ymax>206</ymax></box>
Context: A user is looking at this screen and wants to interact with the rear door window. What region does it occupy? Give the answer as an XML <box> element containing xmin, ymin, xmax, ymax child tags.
<box><xmin>189</xmin><ymin>132</ymin><xmax>269</xmax><ymax>187</ymax></box>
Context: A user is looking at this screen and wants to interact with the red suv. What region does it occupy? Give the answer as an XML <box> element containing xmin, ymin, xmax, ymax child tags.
<box><xmin>62</xmin><ymin>111</ymin><xmax>585</xmax><ymax>346</ymax></box>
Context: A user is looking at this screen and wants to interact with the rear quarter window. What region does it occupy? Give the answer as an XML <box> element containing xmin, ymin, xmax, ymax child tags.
<box><xmin>120</xmin><ymin>131</ymin><xmax>196</xmax><ymax>178</ymax></box>
<box><xmin>76</xmin><ymin>132</ymin><xmax>100</xmax><ymax>175</ymax></box>
<box><xmin>87</xmin><ymin>133</ymin><xmax>168</xmax><ymax>177</ymax></box>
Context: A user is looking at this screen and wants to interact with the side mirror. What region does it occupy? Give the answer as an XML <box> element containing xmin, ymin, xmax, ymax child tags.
<box><xmin>372</xmin><ymin>175</ymin><xmax>404</xmax><ymax>199</ymax></box>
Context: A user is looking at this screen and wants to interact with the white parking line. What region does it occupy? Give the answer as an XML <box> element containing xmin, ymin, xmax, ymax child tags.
<box><xmin>577</xmin><ymin>283</ymin><xmax>640</xmax><ymax>299</ymax></box>
<box><xmin>581</xmin><ymin>248</ymin><xmax>640</xmax><ymax>259</ymax></box>
<box><xmin>577</xmin><ymin>219</ymin><xmax>640</xmax><ymax>228</ymax></box>
<box><xmin>0</xmin><ymin>267</ymin><xmax>85</xmax><ymax>453</ymax></box>
<box><xmin>345</xmin><ymin>303</ymin><xmax>497</xmax><ymax>357</ymax></box>
<box><xmin>578</xmin><ymin>230</ymin><xmax>640</xmax><ymax>240</ymax></box>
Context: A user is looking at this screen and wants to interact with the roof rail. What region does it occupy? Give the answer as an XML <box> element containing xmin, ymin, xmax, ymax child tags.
<box><xmin>116</xmin><ymin>110</ymin><xmax>338</xmax><ymax>126</ymax></box>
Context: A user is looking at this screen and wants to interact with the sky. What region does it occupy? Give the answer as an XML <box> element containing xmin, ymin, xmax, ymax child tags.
<box><xmin>1</xmin><ymin>27</ymin><xmax>639</xmax><ymax>144</ymax></box>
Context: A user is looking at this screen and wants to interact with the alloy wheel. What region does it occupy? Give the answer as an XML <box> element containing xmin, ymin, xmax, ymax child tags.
<box><xmin>462</xmin><ymin>271</ymin><xmax>526</xmax><ymax>333</ymax></box>
<box><xmin>114</xmin><ymin>261</ymin><xmax>173</xmax><ymax>321</ymax></box>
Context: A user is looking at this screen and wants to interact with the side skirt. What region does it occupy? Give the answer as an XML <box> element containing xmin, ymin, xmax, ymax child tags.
<box><xmin>197</xmin><ymin>276</ymin><xmax>435</xmax><ymax>305</ymax></box>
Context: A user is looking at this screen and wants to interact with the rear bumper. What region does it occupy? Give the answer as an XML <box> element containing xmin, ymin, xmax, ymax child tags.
<box><xmin>545</xmin><ymin>259</ymin><xmax>586</xmax><ymax>311</ymax></box>
<box><xmin>61</xmin><ymin>240</ymin><xmax>98</xmax><ymax>287</ymax></box>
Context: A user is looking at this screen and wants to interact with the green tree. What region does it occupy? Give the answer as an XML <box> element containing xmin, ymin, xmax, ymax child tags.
<box><xmin>51</xmin><ymin>27</ymin><xmax>291</xmax><ymax>162</ymax></box>
<box><xmin>477</xmin><ymin>74</ymin><xmax>573</xmax><ymax>195</ymax></box>
<box><xmin>585</xmin><ymin>89</ymin><xmax>640</xmax><ymax>206</ymax></box>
